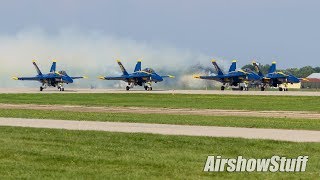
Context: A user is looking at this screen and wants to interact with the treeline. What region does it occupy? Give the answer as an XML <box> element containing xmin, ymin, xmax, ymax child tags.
<box><xmin>242</xmin><ymin>64</ymin><xmax>320</xmax><ymax>78</ymax></box>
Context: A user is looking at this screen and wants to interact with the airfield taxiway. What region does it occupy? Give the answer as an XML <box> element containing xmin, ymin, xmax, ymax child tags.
<box><xmin>0</xmin><ymin>88</ymin><xmax>320</xmax><ymax>96</ymax></box>
<box><xmin>0</xmin><ymin>118</ymin><xmax>319</xmax><ymax>142</ymax></box>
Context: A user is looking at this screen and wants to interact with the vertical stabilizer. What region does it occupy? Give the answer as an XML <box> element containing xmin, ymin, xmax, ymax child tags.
<box><xmin>50</xmin><ymin>60</ymin><xmax>57</xmax><ymax>73</ymax></box>
<box><xmin>252</xmin><ymin>61</ymin><xmax>264</xmax><ymax>77</ymax></box>
<box><xmin>134</xmin><ymin>59</ymin><xmax>142</xmax><ymax>72</ymax></box>
<box><xmin>228</xmin><ymin>60</ymin><xmax>237</xmax><ymax>72</ymax></box>
<box><xmin>32</xmin><ymin>60</ymin><xmax>43</xmax><ymax>75</ymax></box>
<box><xmin>268</xmin><ymin>61</ymin><xmax>276</xmax><ymax>74</ymax></box>
<box><xmin>211</xmin><ymin>59</ymin><xmax>224</xmax><ymax>75</ymax></box>
<box><xmin>117</xmin><ymin>60</ymin><xmax>129</xmax><ymax>75</ymax></box>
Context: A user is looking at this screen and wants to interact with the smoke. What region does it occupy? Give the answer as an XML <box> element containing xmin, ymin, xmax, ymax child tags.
<box><xmin>0</xmin><ymin>28</ymin><xmax>228</xmax><ymax>89</ymax></box>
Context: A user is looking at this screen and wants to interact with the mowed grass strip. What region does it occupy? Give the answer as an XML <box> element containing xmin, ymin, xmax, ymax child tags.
<box><xmin>0</xmin><ymin>126</ymin><xmax>319</xmax><ymax>179</ymax></box>
<box><xmin>0</xmin><ymin>93</ymin><xmax>319</xmax><ymax>112</ymax></box>
<box><xmin>1</xmin><ymin>109</ymin><xmax>319</xmax><ymax>130</ymax></box>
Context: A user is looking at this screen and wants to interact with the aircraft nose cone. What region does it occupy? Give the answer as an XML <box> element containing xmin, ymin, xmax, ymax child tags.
<box><xmin>152</xmin><ymin>74</ymin><xmax>163</xmax><ymax>82</ymax></box>
<box><xmin>62</xmin><ymin>75</ymin><xmax>73</xmax><ymax>83</ymax></box>
<box><xmin>288</xmin><ymin>75</ymin><xmax>300</xmax><ymax>83</ymax></box>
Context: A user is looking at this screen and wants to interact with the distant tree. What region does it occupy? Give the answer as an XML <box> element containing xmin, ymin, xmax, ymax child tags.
<box><xmin>314</xmin><ymin>67</ymin><xmax>320</xmax><ymax>73</ymax></box>
<box><xmin>241</xmin><ymin>64</ymin><xmax>255</xmax><ymax>71</ymax></box>
<box><xmin>298</xmin><ymin>66</ymin><xmax>315</xmax><ymax>78</ymax></box>
<box><xmin>284</xmin><ymin>68</ymin><xmax>299</xmax><ymax>77</ymax></box>
<box><xmin>241</xmin><ymin>63</ymin><xmax>270</xmax><ymax>75</ymax></box>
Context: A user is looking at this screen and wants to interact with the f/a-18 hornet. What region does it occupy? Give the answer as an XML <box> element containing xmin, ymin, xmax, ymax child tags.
<box><xmin>252</xmin><ymin>61</ymin><xmax>300</xmax><ymax>91</ymax></box>
<box><xmin>13</xmin><ymin>60</ymin><xmax>87</xmax><ymax>91</ymax></box>
<box><xmin>194</xmin><ymin>59</ymin><xmax>260</xmax><ymax>90</ymax></box>
<box><xmin>99</xmin><ymin>59</ymin><xmax>174</xmax><ymax>91</ymax></box>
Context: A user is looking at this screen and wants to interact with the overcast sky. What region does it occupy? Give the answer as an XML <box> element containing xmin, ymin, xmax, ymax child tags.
<box><xmin>0</xmin><ymin>0</ymin><xmax>319</xmax><ymax>68</ymax></box>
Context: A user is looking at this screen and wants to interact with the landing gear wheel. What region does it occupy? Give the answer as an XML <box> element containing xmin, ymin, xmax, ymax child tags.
<box><xmin>61</xmin><ymin>88</ymin><xmax>65</xmax><ymax>91</ymax></box>
<box><xmin>279</xmin><ymin>87</ymin><xmax>283</xmax><ymax>91</ymax></box>
<box><xmin>40</xmin><ymin>87</ymin><xmax>43</xmax><ymax>91</ymax></box>
<box><xmin>261</xmin><ymin>87</ymin><xmax>265</xmax><ymax>91</ymax></box>
<box><xmin>126</xmin><ymin>86</ymin><xmax>130</xmax><ymax>91</ymax></box>
<box><xmin>240</xmin><ymin>86</ymin><xmax>244</xmax><ymax>91</ymax></box>
<box><xmin>147</xmin><ymin>87</ymin><xmax>152</xmax><ymax>91</ymax></box>
<box><xmin>221</xmin><ymin>86</ymin><xmax>225</xmax><ymax>91</ymax></box>
<box><xmin>144</xmin><ymin>86</ymin><xmax>148</xmax><ymax>91</ymax></box>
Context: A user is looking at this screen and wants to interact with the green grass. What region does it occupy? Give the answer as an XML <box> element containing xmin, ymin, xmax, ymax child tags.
<box><xmin>0</xmin><ymin>126</ymin><xmax>319</xmax><ymax>179</ymax></box>
<box><xmin>1</xmin><ymin>109</ymin><xmax>320</xmax><ymax>130</ymax></box>
<box><xmin>0</xmin><ymin>93</ymin><xmax>319</xmax><ymax>112</ymax></box>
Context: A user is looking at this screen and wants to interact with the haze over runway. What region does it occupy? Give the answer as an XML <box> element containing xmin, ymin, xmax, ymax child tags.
<box><xmin>1</xmin><ymin>1</ymin><xmax>320</xmax><ymax>88</ymax></box>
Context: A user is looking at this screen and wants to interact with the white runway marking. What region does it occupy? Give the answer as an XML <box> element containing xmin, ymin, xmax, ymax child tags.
<box><xmin>0</xmin><ymin>117</ymin><xmax>319</xmax><ymax>142</ymax></box>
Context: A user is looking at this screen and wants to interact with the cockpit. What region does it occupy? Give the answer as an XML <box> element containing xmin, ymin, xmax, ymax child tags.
<box><xmin>143</xmin><ymin>68</ymin><xmax>155</xmax><ymax>74</ymax></box>
<box><xmin>58</xmin><ymin>70</ymin><xmax>67</xmax><ymax>75</ymax></box>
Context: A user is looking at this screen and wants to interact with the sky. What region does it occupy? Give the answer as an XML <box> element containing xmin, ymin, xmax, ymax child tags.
<box><xmin>0</xmin><ymin>0</ymin><xmax>319</xmax><ymax>87</ymax></box>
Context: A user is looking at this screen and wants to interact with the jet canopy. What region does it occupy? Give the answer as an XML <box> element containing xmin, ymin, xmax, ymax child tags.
<box><xmin>58</xmin><ymin>70</ymin><xmax>67</xmax><ymax>75</ymax></box>
<box><xmin>143</xmin><ymin>68</ymin><xmax>155</xmax><ymax>74</ymax></box>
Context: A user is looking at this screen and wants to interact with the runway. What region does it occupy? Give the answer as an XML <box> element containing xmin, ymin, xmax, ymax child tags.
<box><xmin>0</xmin><ymin>117</ymin><xmax>319</xmax><ymax>142</ymax></box>
<box><xmin>0</xmin><ymin>88</ymin><xmax>320</xmax><ymax>96</ymax></box>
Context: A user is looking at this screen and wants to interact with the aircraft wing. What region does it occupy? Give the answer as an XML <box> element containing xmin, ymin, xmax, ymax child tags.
<box><xmin>71</xmin><ymin>76</ymin><xmax>88</xmax><ymax>80</ymax></box>
<box><xmin>12</xmin><ymin>76</ymin><xmax>43</xmax><ymax>81</ymax></box>
<box><xmin>193</xmin><ymin>75</ymin><xmax>222</xmax><ymax>81</ymax></box>
<box><xmin>161</xmin><ymin>75</ymin><xmax>175</xmax><ymax>78</ymax></box>
<box><xmin>99</xmin><ymin>76</ymin><xmax>127</xmax><ymax>80</ymax></box>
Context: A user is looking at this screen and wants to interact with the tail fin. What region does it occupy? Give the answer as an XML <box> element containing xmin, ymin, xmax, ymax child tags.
<box><xmin>134</xmin><ymin>59</ymin><xmax>142</xmax><ymax>72</ymax></box>
<box><xmin>50</xmin><ymin>60</ymin><xmax>57</xmax><ymax>73</ymax></box>
<box><xmin>117</xmin><ymin>60</ymin><xmax>129</xmax><ymax>75</ymax></box>
<box><xmin>228</xmin><ymin>60</ymin><xmax>237</xmax><ymax>72</ymax></box>
<box><xmin>32</xmin><ymin>60</ymin><xmax>42</xmax><ymax>75</ymax></box>
<box><xmin>252</xmin><ymin>61</ymin><xmax>264</xmax><ymax>77</ymax></box>
<box><xmin>211</xmin><ymin>59</ymin><xmax>224</xmax><ymax>75</ymax></box>
<box><xmin>268</xmin><ymin>61</ymin><xmax>276</xmax><ymax>73</ymax></box>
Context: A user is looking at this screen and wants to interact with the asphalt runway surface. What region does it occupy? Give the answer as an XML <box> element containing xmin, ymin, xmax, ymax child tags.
<box><xmin>0</xmin><ymin>118</ymin><xmax>319</xmax><ymax>142</ymax></box>
<box><xmin>1</xmin><ymin>103</ymin><xmax>319</xmax><ymax>119</ymax></box>
<box><xmin>0</xmin><ymin>88</ymin><xmax>320</xmax><ymax>96</ymax></box>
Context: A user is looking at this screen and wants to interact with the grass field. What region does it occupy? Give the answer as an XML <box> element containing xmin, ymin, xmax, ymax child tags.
<box><xmin>0</xmin><ymin>126</ymin><xmax>319</xmax><ymax>179</ymax></box>
<box><xmin>0</xmin><ymin>109</ymin><xmax>320</xmax><ymax>130</ymax></box>
<box><xmin>0</xmin><ymin>93</ymin><xmax>319</xmax><ymax>112</ymax></box>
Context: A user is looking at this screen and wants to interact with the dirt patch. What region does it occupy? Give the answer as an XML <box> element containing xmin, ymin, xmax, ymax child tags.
<box><xmin>0</xmin><ymin>103</ymin><xmax>319</xmax><ymax>119</ymax></box>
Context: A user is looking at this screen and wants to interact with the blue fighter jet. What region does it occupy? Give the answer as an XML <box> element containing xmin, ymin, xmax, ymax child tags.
<box><xmin>252</xmin><ymin>61</ymin><xmax>300</xmax><ymax>91</ymax></box>
<box><xmin>13</xmin><ymin>60</ymin><xmax>87</xmax><ymax>91</ymax></box>
<box><xmin>99</xmin><ymin>59</ymin><xmax>174</xmax><ymax>91</ymax></box>
<box><xmin>194</xmin><ymin>59</ymin><xmax>260</xmax><ymax>91</ymax></box>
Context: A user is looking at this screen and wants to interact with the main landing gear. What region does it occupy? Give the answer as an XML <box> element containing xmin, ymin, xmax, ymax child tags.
<box><xmin>279</xmin><ymin>87</ymin><xmax>288</xmax><ymax>91</ymax></box>
<box><xmin>40</xmin><ymin>84</ymin><xmax>47</xmax><ymax>92</ymax></box>
<box><xmin>144</xmin><ymin>82</ymin><xmax>153</xmax><ymax>91</ymax></box>
<box><xmin>126</xmin><ymin>83</ymin><xmax>134</xmax><ymax>91</ymax></box>
<box><xmin>144</xmin><ymin>86</ymin><xmax>153</xmax><ymax>91</ymax></box>
<box><xmin>58</xmin><ymin>83</ymin><xmax>65</xmax><ymax>91</ymax></box>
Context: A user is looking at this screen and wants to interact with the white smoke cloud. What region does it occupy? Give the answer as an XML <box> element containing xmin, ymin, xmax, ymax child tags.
<box><xmin>0</xmin><ymin>28</ymin><xmax>228</xmax><ymax>89</ymax></box>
